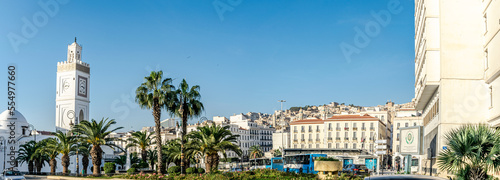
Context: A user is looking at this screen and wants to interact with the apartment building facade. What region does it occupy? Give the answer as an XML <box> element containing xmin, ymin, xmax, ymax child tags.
<box><xmin>414</xmin><ymin>0</ymin><xmax>500</xmax><ymax>175</ymax></box>
<box><xmin>289</xmin><ymin>114</ymin><xmax>388</xmax><ymax>153</ymax></box>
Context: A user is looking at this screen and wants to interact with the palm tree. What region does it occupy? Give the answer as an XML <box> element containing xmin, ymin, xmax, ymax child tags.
<box><xmin>73</xmin><ymin>142</ymin><xmax>92</xmax><ymax>175</ymax></box>
<box><xmin>163</xmin><ymin>139</ymin><xmax>182</xmax><ymax>166</ymax></box>
<box><xmin>188</xmin><ymin>123</ymin><xmax>241</xmax><ymax>173</ymax></box>
<box><xmin>126</xmin><ymin>131</ymin><xmax>154</xmax><ymax>163</ymax></box>
<box><xmin>114</xmin><ymin>155</ymin><xmax>127</xmax><ymax>170</ymax></box>
<box><xmin>135</xmin><ymin>71</ymin><xmax>175</xmax><ymax>174</ymax></box>
<box><xmin>72</xmin><ymin>118</ymin><xmax>123</xmax><ymax>176</ymax></box>
<box><xmin>438</xmin><ymin>124</ymin><xmax>500</xmax><ymax>180</ymax></box>
<box><xmin>17</xmin><ymin>141</ymin><xmax>36</xmax><ymax>174</ymax></box>
<box><xmin>52</xmin><ymin>130</ymin><xmax>77</xmax><ymax>174</ymax></box>
<box><xmin>37</xmin><ymin>138</ymin><xmax>59</xmax><ymax>174</ymax></box>
<box><xmin>273</xmin><ymin>149</ymin><xmax>282</xmax><ymax>157</ymax></box>
<box><xmin>147</xmin><ymin>149</ymin><xmax>158</xmax><ymax>170</ymax></box>
<box><xmin>168</xmin><ymin>79</ymin><xmax>204</xmax><ymax>173</ymax></box>
<box><xmin>249</xmin><ymin>145</ymin><xmax>263</xmax><ymax>159</ymax></box>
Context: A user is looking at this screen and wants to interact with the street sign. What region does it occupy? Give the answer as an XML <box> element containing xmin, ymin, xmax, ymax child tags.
<box><xmin>376</xmin><ymin>151</ymin><xmax>387</xmax><ymax>155</ymax></box>
<box><xmin>375</xmin><ymin>140</ymin><xmax>387</xmax><ymax>144</ymax></box>
<box><xmin>376</xmin><ymin>145</ymin><xmax>387</xmax><ymax>149</ymax></box>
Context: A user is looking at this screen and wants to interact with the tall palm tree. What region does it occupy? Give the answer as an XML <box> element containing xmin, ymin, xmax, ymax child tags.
<box><xmin>168</xmin><ymin>79</ymin><xmax>204</xmax><ymax>173</ymax></box>
<box><xmin>136</xmin><ymin>71</ymin><xmax>175</xmax><ymax>174</ymax></box>
<box><xmin>249</xmin><ymin>145</ymin><xmax>263</xmax><ymax>159</ymax></box>
<box><xmin>188</xmin><ymin>124</ymin><xmax>241</xmax><ymax>173</ymax></box>
<box><xmin>72</xmin><ymin>142</ymin><xmax>91</xmax><ymax>175</ymax></box>
<box><xmin>52</xmin><ymin>130</ymin><xmax>77</xmax><ymax>174</ymax></box>
<box><xmin>17</xmin><ymin>141</ymin><xmax>36</xmax><ymax>174</ymax></box>
<box><xmin>126</xmin><ymin>131</ymin><xmax>154</xmax><ymax>163</ymax></box>
<box><xmin>438</xmin><ymin>124</ymin><xmax>500</xmax><ymax>180</ymax></box>
<box><xmin>72</xmin><ymin>118</ymin><xmax>123</xmax><ymax>176</ymax></box>
<box><xmin>163</xmin><ymin>139</ymin><xmax>182</xmax><ymax>166</ymax></box>
<box><xmin>147</xmin><ymin>149</ymin><xmax>157</xmax><ymax>170</ymax></box>
<box><xmin>37</xmin><ymin>138</ymin><xmax>59</xmax><ymax>175</ymax></box>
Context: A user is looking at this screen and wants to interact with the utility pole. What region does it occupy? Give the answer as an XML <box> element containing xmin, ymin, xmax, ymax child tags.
<box><xmin>278</xmin><ymin>100</ymin><xmax>286</xmax><ymax>156</ymax></box>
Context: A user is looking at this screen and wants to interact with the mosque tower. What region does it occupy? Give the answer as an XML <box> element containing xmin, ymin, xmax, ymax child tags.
<box><xmin>55</xmin><ymin>38</ymin><xmax>90</xmax><ymax>132</ymax></box>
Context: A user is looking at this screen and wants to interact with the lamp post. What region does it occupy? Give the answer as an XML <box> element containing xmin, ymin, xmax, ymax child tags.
<box><xmin>0</xmin><ymin>137</ymin><xmax>5</xmax><ymax>172</ymax></box>
<box><xmin>75</xmin><ymin>117</ymin><xmax>80</xmax><ymax>176</ymax></box>
<box><xmin>277</xmin><ymin>100</ymin><xmax>286</xmax><ymax>156</ymax></box>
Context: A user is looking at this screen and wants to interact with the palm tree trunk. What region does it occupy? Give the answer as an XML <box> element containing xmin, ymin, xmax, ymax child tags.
<box><xmin>213</xmin><ymin>154</ymin><xmax>219</xmax><ymax>172</ymax></box>
<box><xmin>181</xmin><ymin>109</ymin><xmax>187</xmax><ymax>174</ymax></box>
<box><xmin>90</xmin><ymin>145</ymin><xmax>102</xmax><ymax>176</ymax></box>
<box><xmin>50</xmin><ymin>158</ymin><xmax>57</xmax><ymax>175</ymax></box>
<box><xmin>82</xmin><ymin>154</ymin><xmax>89</xmax><ymax>174</ymax></box>
<box><xmin>62</xmin><ymin>154</ymin><xmax>70</xmax><ymax>174</ymax></box>
<box><xmin>153</xmin><ymin>102</ymin><xmax>163</xmax><ymax>174</ymax></box>
<box><xmin>141</xmin><ymin>149</ymin><xmax>147</xmax><ymax>164</ymax></box>
<box><xmin>28</xmin><ymin>161</ymin><xmax>34</xmax><ymax>174</ymax></box>
<box><xmin>35</xmin><ymin>159</ymin><xmax>42</xmax><ymax>174</ymax></box>
<box><xmin>205</xmin><ymin>154</ymin><xmax>212</xmax><ymax>173</ymax></box>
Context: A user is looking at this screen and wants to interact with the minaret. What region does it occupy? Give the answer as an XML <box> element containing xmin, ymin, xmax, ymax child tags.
<box><xmin>55</xmin><ymin>38</ymin><xmax>90</xmax><ymax>132</ymax></box>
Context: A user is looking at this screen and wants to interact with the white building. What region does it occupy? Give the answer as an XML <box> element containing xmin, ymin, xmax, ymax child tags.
<box><xmin>414</xmin><ymin>0</ymin><xmax>500</xmax><ymax>176</ymax></box>
<box><xmin>55</xmin><ymin>40</ymin><xmax>90</xmax><ymax>132</ymax></box>
<box><xmin>272</xmin><ymin>131</ymin><xmax>290</xmax><ymax>151</ymax></box>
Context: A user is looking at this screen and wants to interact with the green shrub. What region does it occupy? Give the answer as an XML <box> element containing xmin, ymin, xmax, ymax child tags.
<box><xmin>167</xmin><ymin>166</ymin><xmax>181</xmax><ymax>174</ymax></box>
<box><xmin>186</xmin><ymin>167</ymin><xmax>196</xmax><ymax>174</ymax></box>
<box><xmin>196</xmin><ymin>167</ymin><xmax>205</xmax><ymax>174</ymax></box>
<box><xmin>316</xmin><ymin>156</ymin><xmax>339</xmax><ymax>161</ymax></box>
<box><xmin>103</xmin><ymin>162</ymin><xmax>116</xmax><ymax>174</ymax></box>
<box><xmin>127</xmin><ymin>167</ymin><xmax>136</xmax><ymax>174</ymax></box>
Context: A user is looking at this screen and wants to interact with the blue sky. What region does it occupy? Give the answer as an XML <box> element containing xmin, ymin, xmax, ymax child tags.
<box><xmin>0</xmin><ymin>0</ymin><xmax>415</xmax><ymax>132</ymax></box>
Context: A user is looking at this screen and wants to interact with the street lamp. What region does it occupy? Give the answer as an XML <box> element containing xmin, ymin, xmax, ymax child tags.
<box><xmin>0</xmin><ymin>136</ymin><xmax>5</xmax><ymax>173</ymax></box>
<box><xmin>179</xmin><ymin>107</ymin><xmax>184</xmax><ymax>174</ymax></box>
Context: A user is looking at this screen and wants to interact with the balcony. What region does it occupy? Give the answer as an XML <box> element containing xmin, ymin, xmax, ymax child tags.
<box><xmin>328</xmin><ymin>128</ymin><xmax>333</xmax><ymax>131</ymax></box>
<box><xmin>344</xmin><ymin>137</ymin><xmax>349</xmax><ymax>141</ymax></box>
<box><xmin>361</xmin><ymin>127</ymin><xmax>366</xmax><ymax>131</ymax></box>
<box><xmin>370</xmin><ymin>127</ymin><xmax>375</xmax><ymax>131</ymax></box>
<box><xmin>309</xmin><ymin>129</ymin><xmax>313</xmax><ymax>133</ymax></box>
<box><xmin>301</xmin><ymin>130</ymin><xmax>305</xmax><ymax>133</ymax></box>
<box><xmin>328</xmin><ymin>138</ymin><xmax>333</xmax><ymax>142</ymax></box>
<box><xmin>336</xmin><ymin>128</ymin><xmax>341</xmax><ymax>131</ymax></box>
<box><xmin>336</xmin><ymin>137</ymin><xmax>341</xmax><ymax>142</ymax></box>
<box><xmin>353</xmin><ymin>127</ymin><xmax>358</xmax><ymax>131</ymax></box>
<box><xmin>293</xmin><ymin>139</ymin><xmax>298</xmax><ymax>143</ymax></box>
<box><xmin>352</xmin><ymin>137</ymin><xmax>358</xmax><ymax>141</ymax></box>
<box><xmin>308</xmin><ymin>139</ymin><xmax>313</xmax><ymax>142</ymax></box>
<box><xmin>316</xmin><ymin>129</ymin><xmax>321</xmax><ymax>133</ymax></box>
<box><xmin>316</xmin><ymin>139</ymin><xmax>321</xmax><ymax>143</ymax></box>
<box><xmin>344</xmin><ymin>127</ymin><xmax>349</xmax><ymax>131</ymax></box>
<box><xmin>293</xmin><ymin>130</ymin><xmax>298</xmax><ymax>133</ymax></box>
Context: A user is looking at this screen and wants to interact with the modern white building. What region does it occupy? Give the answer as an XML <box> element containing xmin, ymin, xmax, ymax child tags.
<box><xmin>272</xmin><ymin>130</ymin><xmax>290</xmax><ymax>151</ymax></box>
<box><xmin>414</xmin><ymin>0</ymin><xmax>500</xmax><ymax>176</ymax></box>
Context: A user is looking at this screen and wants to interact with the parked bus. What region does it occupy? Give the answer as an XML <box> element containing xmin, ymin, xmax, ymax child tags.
<box><xmin>249</xmin><ymin>158</ymin><xmax>271</xmax><ymax>170</ymax></box>
<box><xmin>270</xmin><ymin>157</ymin><xmax>283</xmax><ymax>171</ymax></box>
<box><xmin>283</xmin><ymin>154</ymin><xmax>327</xmax><ymax>174</ymax></box>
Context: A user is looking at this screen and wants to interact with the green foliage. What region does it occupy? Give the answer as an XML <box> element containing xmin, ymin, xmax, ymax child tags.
<box><xmin>127</xmin><ymin>168</ymin><xmax>136</xmax><ymax>175</ymax></box>
<box><xmin>167</xmin><ymin>166</ymin><xmax>181</xmax><ymax>174</ymax></box>
<box><xmin>437</xmin><ymin>124</ymin><xmax>500</xmax><ymax>180</ymax></box>
<box><xmin>120</xmin><ymin>169</ymin><xmax>317</xmax><ymax>180</ymax></box>
<box><xmin>316</xmin><ymin>157</ymin><xmax>339</xmax><ymax>161</ymax></box>
<box><xmin>196</xmin><ymin>167</ymin><xmax>205</xmax><ymax>174</ymax></box>
<box><xmin>103</xmin><ymin>162</ymin><xmax>116</xmax><ymax>174</ymax></box>
<box><xmin>185</xmin><ymin>167</ymin><xmax>196</xmax><ymax>174</ymax></box>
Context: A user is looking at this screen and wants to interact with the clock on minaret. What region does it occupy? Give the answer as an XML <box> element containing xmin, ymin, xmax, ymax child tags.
<box><xmin>55</xmin><ymin>38</ymin><xmax>90</xmax><ymax>132</ymax></box>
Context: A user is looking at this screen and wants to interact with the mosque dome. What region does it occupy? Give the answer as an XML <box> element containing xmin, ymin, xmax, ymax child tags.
<box><xmin>0</xmin><ymin>110</ymin><xmax>28</xmax><ymax>123</ymax></box>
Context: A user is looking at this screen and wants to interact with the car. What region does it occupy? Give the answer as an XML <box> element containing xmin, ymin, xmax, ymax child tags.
<box><xmin>2</xmin><ymin>170</ymin><xmax>25</xmax><ymax>180</ymax></box>
<box><xmin>229</xmin><ymin>167</ymin><xmax>243</xmax><ymax>172</ymax></box>
<box><xmin>364</xmin><ymin>175</ymin><xmax>449</xmax><ymax>180</ymax></box>
<box><xmin>341</xmin><ymin>164</ymin><xmax>370</xmax><ymax>176</ymax></box>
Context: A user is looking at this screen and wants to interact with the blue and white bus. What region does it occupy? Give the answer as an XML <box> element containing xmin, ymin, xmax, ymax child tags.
<box><xmin>283</xmin><ymin>154</ymin><xmax>327</xmax><ymax>174</ymax></box>
<box><xmin>270</xmin><ymin>157</ymin><xmax>283</xmax><ymax>171</ymax></box>
<box><xmin>249</xmin><ymin>158</ymin><xmax>271</xmax><ymax>170</ymax></box>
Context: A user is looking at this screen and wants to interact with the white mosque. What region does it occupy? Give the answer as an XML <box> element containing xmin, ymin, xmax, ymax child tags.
<box><xmin>0</xmin><ymin>40</ymin><xmax>116</xmax><ymax>174</ymax></box>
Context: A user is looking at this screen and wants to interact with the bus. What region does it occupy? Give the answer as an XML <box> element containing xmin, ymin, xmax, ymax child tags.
<box><xmin>270</xmin><ymin>157</ymin><xmax>283</xmax><ymax>171</ymax></box>
<box><xmin>249</xmin><ymin>158</ymin><xmax>271</xmax><ymax>170</ymax></box>
<box><xmin>283</xmin><ymin>154</ymin><xmax>327</xmax><ymax>174</ymax></box>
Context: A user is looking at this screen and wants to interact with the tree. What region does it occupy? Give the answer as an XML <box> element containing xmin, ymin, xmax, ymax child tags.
<box><xmin>273</xmin><ymin>149</ymin><xmax>282</xmax><ymax>157</ymax></box>
<box><xmin>126</xmin><ymin>131</ymin><xmax>154</xmax><ymax>163</ymax></box>
<box><xmin>136</xmin><ymin>71</ymin><xmax>175</xmax><ymax>174</ymax></box>
<box><xmin>187</xmin><ymin>123</ymin><xmax>241</xmax><ymax>173</ymax></box>
<box><xmin>72</xmin><ymin>118</ymin><xmax>123</xmax><ymax>176</ymax></box>
<box><xmin>37</xmin><ymin>138</ymin><xmax>59</xmax><ymax>174</ymax></box>
<box><xmin>17</xmin><ymin>141</ymin><xmax>36</xmax><ymax>174</ymax></box>
<box><xmin>168</xmin><ymin>79</ymin><xmax>204</xmax><ymax>174</ymax></box>
<box><xmin>147</xmin><ymin>149</ymin><xmax>158</xmax><ymax>170</ymax></box>
<box><xmin>249</xmin><ymin>145</ymin><xmax>263</xmax><ymax>159</ymax></box>
<box><xmin>438</xmin><ymin>124</ymin><xmax>500</xmax><ymax>180</ymax></box>
<box><xmin>114</xmin><ymin>155</ymin><xmax>127</xmax><ymax>170</ymax></box>
<box><xmin>52</xmin><ymin>130</ymin><xmax>77</xmax><ymax>174</ymax></box>
<box><xmin>73</xmin><ymin>142</ymin><xmax>91</xmax><ymax>174</ymax></box>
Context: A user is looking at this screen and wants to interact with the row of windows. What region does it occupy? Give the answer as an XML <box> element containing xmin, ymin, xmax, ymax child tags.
<box><xmin>293</xmin><ymin>143</ymin><xmax>374</xmax><ymax>150</ymax></box>
<box><xmin>293</xmin><ymin>123</ymin><xmax>376</xmax><ymax>132</ymax></box>
<box><xmin>293</xmin><ymin>132</ymin><xmax>377</xmax><ymax>140</ymax></box>
<box><xmin>394</xmin><ymin>122</ymin><xmax>418</xmax><ymax>129</ymax></box>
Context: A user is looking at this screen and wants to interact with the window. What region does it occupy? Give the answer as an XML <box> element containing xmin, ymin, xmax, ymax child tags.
<box><xmin>370</xmin><ymin>123</ymin><xmax>374</xmax><ymax>128</ymax></box>
<box><xmin>301</xmin><ymin>144</ymin><xmax>304</xmax><ymax>148</ymax></box>
<box><xmin>397</xmin><ymin>123</ymin><xmax>400</xmax><ymax>129</ymax></box>
<box><xmin>397</xmin><ymin>145</ymin><xmax>400</xmax><ymax>152</ymax></box>
<box><xmin>336</xmin><ymin>123</ymin><xmax>340</xmax><ymax>128</ymax></box>
<box><xmin>336</xmin><ymin>143</ymin><xmax>339</xmax><ymax>148</ymax></box>
<box><xmin>414</xmin><ymin>122</ymin><xmax>417</xmax><ymax>126</ymax></box>
<box><xmin>328</xmin><ymin>143</ymin><xmax>332</xmax><ymax>148</ymax></box>
<box><xmin>316</xmin><ymin>144</ymin><xmax>319</xmax><ymax>148</ymax></box>
<box><xmin>361</xmin><ymin>143</ymin><xmax>365</xmax><ymax>149</ymax></box>
<box><xmin>405</xmin><ymin>123</ymin><xmax>409</xmax><ymax>127</ymax></box>
<box><xmin>294</xmin><ymin>144</ymin><xmax>297</xmax><ymax>148</ymax></box>
<box><xmin>294</xmin><ymin>134</ymin><xmax>297</xmax><ymax>140</ymax></box>
<box><xmin>484</xmin><ymin>13</ymin><xmax>488</xmax><ymax>34</ymax></box>
<box><xmin>353</xmin><ymin>132</ymin><xmax>357</xmax><ymax>138</ymax></box>
<box><xmin>353</xmin><ymin>143</ymin><xmax>357</xmax><ymax>149</ymax></box>
<box><xmin>316</xmin><ymin>134</ymin><xmax>319</xmax><ymax>139</ymax></box>
<box><xmin>301</xmin><ymin>134</ymin><xmax>304</xmax><ymax>140</ymax></box>
<box><xmin>353</xmin><ymin>123</ymin><xmax>357</xmax><ymax>128</ymax></box>
<box><xmin>485</xmin><ymin>49</ymin><xmax>489</xmax><ymax>70</ymax></box>
<box><xmin>309</xmin><ymin>126</ymin><xmax>312</xmax><ymax>132</ymax></box>
<box><xmin>336</xmin><ymin>132</ymin><xmax>340</xmax><ymax>137</ymax></box>
<box><xmin>344</xmin><ymin>143</ymin><xmax>348</xmax><ymax>149</ymax></box>
<box><xmin>490</xmin><ymin>86</ymin><xmax>493</xmax><ymax>108</ymax></box>
<box><xmin>345</xmin><ymin>123</ymin><xmax>348</xmax><ymax>127</ymax></box>
<box><xmin>316</xmin><ymin>125</ymin><xmax>320</xmax><ymax>131</ymax></box>
<box><xmin>397</xmin><ymin>133</ymin><xmax>400</xmax><ymax>141</ymax></box>
<box><xmin>294</xmin><ymin>126</ymin><xmax>297</xmax><ymax>132</ymax></box>
<box><xmin>362</xmin><ymin>123</ymin><xmax>365</xmax><ymax>128</ymax></box>
<box><xmin>328</xmin><ymin>123</ymin><xmax>332</xmax><ymax>130</ymax></box>
<box><xmin>328</xmin><ymin>132</ymin><xmax>332</xmax><ymax>137</ymax></box>
<box><xmin>309</xmin><ymin>144</ymin><xmax>312</xmax><ymax>148</ymax></box>
<box><xmin>345</xmin><ymin>132</ymin><xmax>348</xmax><ymax>137</ymax></box>
<box><xmin>381</xmin><ymin>115</ymin><xmax>384</xmax><ymax>121</ymax></box>
<box><xmin>301</xmin><ymin>126</ymin><xmax>304</xmax><ymax>132</ymax></box>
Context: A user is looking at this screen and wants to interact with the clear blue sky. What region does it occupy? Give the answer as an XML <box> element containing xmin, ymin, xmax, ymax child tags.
<box><xmin>0</xmin><ymin>0</ymin><xmax>415</xmax><ymax>132</ymax></box>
